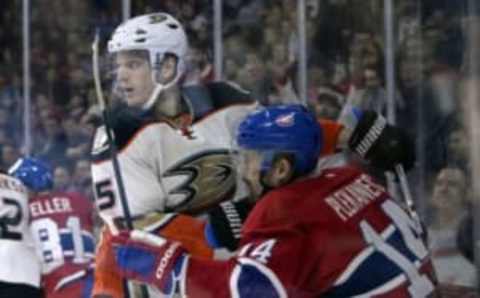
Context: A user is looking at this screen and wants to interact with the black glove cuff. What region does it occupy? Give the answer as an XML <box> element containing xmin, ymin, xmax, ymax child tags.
<box><xmin>207</xmin><ymin>200</ymin><xmax>252</xmax><ymax>251</ymax></box>
<box><xmin>348</xmin><ymin>111</ymin><xmax>387</xmax><ymax>158</ymax></box>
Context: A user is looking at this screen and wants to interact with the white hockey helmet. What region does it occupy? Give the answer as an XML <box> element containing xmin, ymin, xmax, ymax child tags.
<box><xmin>108</xmin><ymin>13</ymin><xmax>188</xmax><ymax>109</ymax></box>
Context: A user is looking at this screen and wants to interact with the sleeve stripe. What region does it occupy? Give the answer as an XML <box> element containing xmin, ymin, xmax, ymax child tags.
<box><xmin>229</xmin><ymin>257</ymin><xmax>287</xmax><ymax>298</ymax></box>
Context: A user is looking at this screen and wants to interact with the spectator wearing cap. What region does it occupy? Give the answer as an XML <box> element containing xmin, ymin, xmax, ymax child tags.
<box><xmin>310</xmin><ymin>87</ymin><xmax>344</xmax><ymax>120</ymax></box>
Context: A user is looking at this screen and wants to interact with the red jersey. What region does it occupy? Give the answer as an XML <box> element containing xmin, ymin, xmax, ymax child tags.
<box><xmin>29</xmin><ymin>191</ymin><xmax>95</xmax><ymax>296</ymax></box>
<box><xmin>185</xmin><ymin>166</ymin><xmax>437</xmax><ymax>297</ymax></box>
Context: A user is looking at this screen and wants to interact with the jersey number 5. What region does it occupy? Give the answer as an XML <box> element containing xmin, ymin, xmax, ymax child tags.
<box><xmin>94</xmin><ymin>179</ymin><xmax>115</xmax><ymax>210</ymax></box>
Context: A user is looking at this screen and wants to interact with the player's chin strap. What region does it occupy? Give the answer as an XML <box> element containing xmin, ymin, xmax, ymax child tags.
<box><xmin>142</xmin><ymin>83</ymin><xmax>164</xmax><ymax>111</ymax></box>
<box><xmin>142</xmin><ymin>66</ymin><xmax>183</xmax><ymax>111</ymax></box>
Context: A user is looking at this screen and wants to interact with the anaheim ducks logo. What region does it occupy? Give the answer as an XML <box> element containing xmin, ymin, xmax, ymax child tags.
<box><xmin>163</xmin><ymin>150</ymin><xmax>236</xmax><ymax>215</ymax></box>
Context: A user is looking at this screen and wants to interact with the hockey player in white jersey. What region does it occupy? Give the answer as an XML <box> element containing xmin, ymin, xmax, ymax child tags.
<box><xmin>90</xmin><ymin>12</ymin><xmax>416</xmax><ymax>298</ymax></box>
<box><xmin>0</xmin><ymin>163</ymin><xmax>42</xmax><ymax>297</ymax></box>
<box><xmin>91</xmin><ymin>12</ymin><xmax>258</xmax><ymax>298</ymax></box>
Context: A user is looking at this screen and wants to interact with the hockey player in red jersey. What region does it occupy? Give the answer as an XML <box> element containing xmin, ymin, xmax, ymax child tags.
<box><xmin>109</xmin><ymin>104</ymin><xmax>437</xmax><ymax>297</ymax></box>
<box><xmin>10</xmin><ymin>158</ymin><xmax>95</xmax><ymax>298</ymax></box>
<box><xmin>90</xmin><ymin>12</ymin><xmax>416</xmax><ymax>298</ymax></box>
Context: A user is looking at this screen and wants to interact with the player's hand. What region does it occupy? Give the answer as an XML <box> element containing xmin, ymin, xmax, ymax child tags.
<box><xmin>348</xmin><ymin>110</ymin><xmax>415</xmax><ymax>172</ymax></box>
<box><xmin>111</xmin><ymin>230</ymin><xmax>187</xmax><ymax>295</ymax></box>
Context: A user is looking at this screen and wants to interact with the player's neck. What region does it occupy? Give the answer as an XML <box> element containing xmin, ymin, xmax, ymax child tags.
<box><xmin>154</xmin><ymin>85</ymin><xmax>186</xmax><ymax>122</ymax></box>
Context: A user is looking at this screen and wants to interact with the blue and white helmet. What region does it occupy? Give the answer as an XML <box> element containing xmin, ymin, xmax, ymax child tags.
<box><xmin>236</xmin><ymin>104</ymin><xmax>323</xmax><ymax>176</ymax></box>
<box><xmin>8</xmin><ymin>157</ymin><xmax>53</xmax><ymax>192</ymax></box>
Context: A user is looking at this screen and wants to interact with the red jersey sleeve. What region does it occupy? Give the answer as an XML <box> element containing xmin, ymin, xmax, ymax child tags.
<box><xmin>185</xmin><ymin>190</ymin><xmax>330</xmax><ymax>298</ymax></box>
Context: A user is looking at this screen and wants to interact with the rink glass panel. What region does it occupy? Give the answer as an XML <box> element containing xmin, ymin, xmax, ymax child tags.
<box><xmin>9</xmin><ymin>0</ymin><xmax>478</xmax><ymax>291</ymax></box>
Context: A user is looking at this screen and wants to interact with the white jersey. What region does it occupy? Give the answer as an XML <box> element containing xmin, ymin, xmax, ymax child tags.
<box><xmin>91</xmin><ymin>82</ymin><xmax>255</xmax><ymax>222</ymax></box>
<box><xmin>0</xmin><ymin>174</ymin><xmax>41</xmax><ymax>287</ymax></box>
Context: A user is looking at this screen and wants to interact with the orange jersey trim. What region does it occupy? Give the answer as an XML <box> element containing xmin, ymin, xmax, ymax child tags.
<box><xmin>318</xmin><ymin>119</ymin><xmax>344</xmax><ymax>156</ymax></box>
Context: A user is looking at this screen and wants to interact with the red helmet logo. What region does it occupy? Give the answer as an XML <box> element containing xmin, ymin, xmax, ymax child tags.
<box><xmin>275</xmin><ymin>113</ymin><xmax>295</xmax><ymax>127</ymax></box>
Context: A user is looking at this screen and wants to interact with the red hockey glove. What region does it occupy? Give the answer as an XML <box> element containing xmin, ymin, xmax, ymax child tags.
<box><xmin>111</xmin><ymin>230</ymin><xmax>187</xmax><ymax>295</ymax></box>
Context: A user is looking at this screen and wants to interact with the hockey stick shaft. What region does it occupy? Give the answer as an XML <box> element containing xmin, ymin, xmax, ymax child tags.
<box><xmin>92</xmin><ymin>30</ymin><xmax>133</xmax><ymax>230</ymax></box>
<box><xmin>395</xmin><ymin>164</ymin><xmax>421</xmax><ymax>228</ymax></box>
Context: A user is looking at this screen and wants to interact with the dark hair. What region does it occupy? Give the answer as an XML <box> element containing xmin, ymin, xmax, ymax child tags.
<box><xmin>116</xmin><ymin>49</ymin><xmax>149</xmax><ymax>61</ymax></box>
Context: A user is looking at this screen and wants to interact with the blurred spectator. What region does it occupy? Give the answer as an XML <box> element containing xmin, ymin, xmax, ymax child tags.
<box><xmin>183</xmin><ymin>40</ymin><xmax>213</xmax><ymax>86</ymax></box>
<box><xmin>446</xmin><ymin>125</ymin><xmax>470</xmax><ymax>173</ymax></box>
<box><xmin>224</xmin><ymin>57</ymin><xmax>240</xmax><ymax>81</ymax></box>
<box><xmin>348</xmin><ymin>65</ymin><xmax>388</xmax><ymax>114</ymax></box>
<box><xmin>428</xmin><ymin>166</ymin><xmax>476</xmax><ymax>286</ymax></box>
<box><xmin>53</xmin><ymin>165</ymin><xmax>76</xmax><ymax>192</ymax></box>
<box><xmin>0</xmin><ymin>73</ymin><xmax>20</xmax><ymax>111</ymax></box>
<box><xmin>0</xmin><ymin>128</ymin><xmax>10</xmax><ymax>149</ymax></box>
<box><xmin>348</xmin><ymin>32</ymin><xmax>384</xmax><ymax>84</ymax></box>
<box><xmin>0</xmin><ymin>144</ymin><xmax>19</xmax><ymax>171</ymax></box>
<box><xmin>68</xmin><ymin>94</ymin><xmax>88</xmax><ymax>120</ymax></box>
<box><xmin>267</xmin><ymin>42</ymin><xmax>298</xmax><ymax>104</ymax></box>
<box><xmin>72</xmin><ymin>159</ymin><xmax>93</xmax><ymax>200</ymax></box>
<box><xmin>396</xmin><ymin>57</ymin><xmax>454</xmax><ymax>174</ymax></box>
<box><xmin>308</xmin><ymin>63</ymin><xmax>329</xmax><ymax>91</ymax></box>
<box><xmin>309</xmin><ymin>87</ymin><xmax>343</xmax><ymax>120</ymax></box>
<box><xmin>236</xmin><ymin>51</ymin><xmax>271</xmax><ymax>103</ymax></box>
<box><xmin>235</xmin><ymin>0</ymin><xmax>265</xmax><ymax>26</ymax></box>
<box><xmin>223</xmin><ymin>33</ymin><xmax>248</xmax><ymax>69</ymax></box>
<box><xmin>63</xmin><ymin>118</ymin><xmax>90</xmax><ymax>160</ymax></box>
<box><xmin>36</xmin><ymin>116</ymin><xmax>68</xmax><ymax>166</ymax></box>
<box><xmin>0</xmin><ymin>107</ymin><xmax>13</xmax><ymax>133</ymax></box>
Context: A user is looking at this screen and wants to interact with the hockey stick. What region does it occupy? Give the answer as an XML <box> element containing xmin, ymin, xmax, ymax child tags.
<box><xmin>92</xmin><ymin>30</ymin><xmax>133</xmax><ymax>231</ymax></box>
<box><xmin>394</xmin><ymin>164</ymin><xmax>422</xmax><ymax>231</ymax></box>
<box><xmin>93</xmin><ymin>30</ymin><xmax>153</xmax><ymax>298</ymax></box>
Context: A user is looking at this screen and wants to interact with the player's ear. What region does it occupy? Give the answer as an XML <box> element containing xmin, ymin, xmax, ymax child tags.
<box><xmin>158</xmin><ymin>54</ymin><xmax>178</xmax><ymax>84</ymax></box>
<box><xmin>265</xmin><ymin>155</ymin><xmax>294</xmax><ymax>188</ymax></box>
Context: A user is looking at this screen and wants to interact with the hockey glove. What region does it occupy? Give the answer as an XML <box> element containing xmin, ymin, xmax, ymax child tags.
<box><xmin>348</xmin><ymin>110</ymin><xmax>415</xmax><ymax>172</ymax></box>
<box><xmin>112</xmin><ymin>230</ymin><xmax>187</xmax><ymax>296</ymax></box>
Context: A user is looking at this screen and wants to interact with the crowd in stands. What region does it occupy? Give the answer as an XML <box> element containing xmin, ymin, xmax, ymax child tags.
<box><xmin>0</xmin><ymin>0</ymin><xmax>477</xmax><ymax>287</ymax></box>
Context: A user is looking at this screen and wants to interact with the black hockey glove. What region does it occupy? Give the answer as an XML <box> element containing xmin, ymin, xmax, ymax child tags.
<box><xmin>348</xmin><ymin>110</ymin><xmax>415</xmax><ymax>172</ymax></box>
<box><xmin>205</xmin><ymin>200</ymin><xmax>252</xmax><ymax>251</ymax></box>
